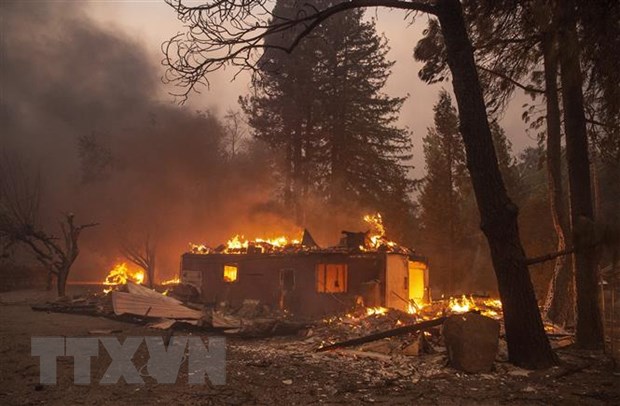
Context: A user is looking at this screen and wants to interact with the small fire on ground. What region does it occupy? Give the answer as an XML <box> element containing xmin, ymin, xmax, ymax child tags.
<box><xmin>102</xmin><ymin>263</ymin><xmax>144</xmax><ymax>294</ymax></box>
<box><xmin>323</xmin><ymin>297</ymin><xmax>503</xmax><ymax>335</ymax></box>
<box><xmin>364</xmin><ymin>296</ymin><xmax>502</xmax><ymax>321</ymax></box>
<box><xmin>447</xmin><ymin>295</ymin><xmax>503</xmax><ymax>318</ymax></box>
<box><xmin>161</xmin><ymin>277</ymin><xmax>181</xmax><ymax>286</ymax></box>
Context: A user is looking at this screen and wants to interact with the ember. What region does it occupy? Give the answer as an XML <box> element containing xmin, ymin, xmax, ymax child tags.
<box><xmin>366</xmin><ymin>306</ymin><xmax>389</xmax><ymax>316</ymax></box>
<box><xmin>161</xmin><ymin>277</ymin><xmax>181</xmax><ymax>286</ymax></box>
<box><xmin>102</xmin><ymin>263</ymin><xmax>145</xmax><ymax>294</ymax></box>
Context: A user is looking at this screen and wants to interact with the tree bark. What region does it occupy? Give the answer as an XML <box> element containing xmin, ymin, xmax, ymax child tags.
<box><xmin>557</xmin><ymin>0</ymin><xmax>604</xmax><ymax>349</ymax></box>
<box><xmin>57</xmin><ymin>267</ymin><xmax>68</xmax><ymax>297</ymax></box>
<box><xmin>292</xmin><ymin>119</ymin><xmax>304</xmax><ymax>224</ymax></box>
<box><xmin>541</xmin><ymin>30</ymin><xmax>574</xmax><ymax>327</ymax></box>
<box><xmin>436</xmin><ymin>0</ymin><xmax>556</xmax><ymax>369</ymax></box>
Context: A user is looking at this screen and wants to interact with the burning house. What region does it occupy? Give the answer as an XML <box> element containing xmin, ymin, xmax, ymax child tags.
<box><xmin>180</xmin><ymin>214</ymin><xmax>430</xmax><ymax>318</ymax></box>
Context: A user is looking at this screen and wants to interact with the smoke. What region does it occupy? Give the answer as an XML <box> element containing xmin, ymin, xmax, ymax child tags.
<box><xmin>1</xmin><ymin>1</ymin><xmax>422</xmax><ymax>284</ymax></box>
<box><xmin>0</xmin><ymin>1</ymin><xmax>289</xmax><ymax>280</ymax></box>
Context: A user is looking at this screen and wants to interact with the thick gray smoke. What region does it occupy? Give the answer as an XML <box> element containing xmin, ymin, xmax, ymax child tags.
<box><xmin>0</xmin><ymin>2</ymin><xmax>293</xmax><ymax>281</ymax></box>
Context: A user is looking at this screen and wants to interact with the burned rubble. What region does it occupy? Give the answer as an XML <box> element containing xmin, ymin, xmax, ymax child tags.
<box><xmin>20</xmin><ymin>211</ymin><xmax>601</xmax><ymax>405</ymax></box>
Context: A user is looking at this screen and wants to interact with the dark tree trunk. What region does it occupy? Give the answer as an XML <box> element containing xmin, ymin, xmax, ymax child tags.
<box><xmin>436</xmin><ymin>0</ymin><xmax>556</xmax><ymax>369</ymax></box>
<box><xmin>147</xmin><ymin>265</ymin><xmax>155</xmax><ymax>289</ymax></box>
<box><xmin>292</xmin><ymin>120</ymin><xmax>303</xmax><ymax>224</ymax></box>
<box><xmin>57</xmin><ymin>268</ymin><xmax>68</xmax><ymax>297</ymax></box>
<box><xmin>447</xmin><ymin>142</ymin><xmax>455</xmax><ymax>295</ymax></box>
<box><xmin>541</xmin><ymin>31</ymin><xmax>574</xmax><ymax>326</ymax></box>
<box><xmin>557</xmin><ymin>0</ymin><xmax>604</xmax><ymax>349</ymax></box>
<box><xmin>283</xmin><ymin>136</ymin><xmax>294</xmax><ymax>209</ymax></box>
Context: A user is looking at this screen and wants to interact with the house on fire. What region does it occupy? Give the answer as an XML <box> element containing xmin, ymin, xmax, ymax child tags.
<box><xmin>180</xmin><ymin>229</ymin><xmax>430</xmax><ymax>318</ymax></box>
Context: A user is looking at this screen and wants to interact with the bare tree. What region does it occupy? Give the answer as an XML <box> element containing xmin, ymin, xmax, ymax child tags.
<box><xmin>121</xmin><ymin>234</ymin><xmax>157</xmax><ymax>288</ymax></box>
<box><xmin>163</xmin><ymin>0</ymin><xmax>556</xmax><ymax>368</ymax></box>
<box><xmin>0</xmin><ymin>156</ymin><xmax>98</xmax><ymax>296</ymax></box>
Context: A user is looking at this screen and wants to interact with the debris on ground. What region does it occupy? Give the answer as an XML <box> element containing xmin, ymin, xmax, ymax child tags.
<box><xmin>26</xmin><ymin>282</ymin><xmax>590</xmax><ymax>378</ymax></box>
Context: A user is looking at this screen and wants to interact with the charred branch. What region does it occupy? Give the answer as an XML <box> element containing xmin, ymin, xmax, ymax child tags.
<box><xmin>121</xmin><ymin>234</ymin><xmax>157</xmax><ymax>288</ymax></box>
<box><xmin>0</xmin><ymin>156</ymin><xmax>98</xmax><ymax>296</ymax></box>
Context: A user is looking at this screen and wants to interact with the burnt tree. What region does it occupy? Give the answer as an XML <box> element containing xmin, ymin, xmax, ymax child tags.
<box><xmin>540</xmin><ymin>19</ymin><xmax>574</xmax><ymax>326</ymax></box>
<box><xmin>121</xmin><ymin>234</ymin><xmax>157</xmax><ymax>288</ymax></box>
<box><xmin>25</xmin><ymin>214</ymin><xmax>98</xmax><ymax>296</ymax></box>
<box><xmin>164</xmin><ymin>0</ymin><xmax>556</xmax><ymax>368</ymax></box>
<box><xmin>0</xmin><ymin>157</ymin><xmax>97</xmax><ymax>296</ymax></box>
<box><xmin>435</xmin><ymin>0</ymin><xmax>555</xmax><ymax>368</ymax></box>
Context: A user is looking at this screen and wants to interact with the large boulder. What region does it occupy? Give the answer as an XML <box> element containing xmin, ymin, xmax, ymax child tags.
<box><xmin>442</xmin><ymin>313</ymin><xmax>500</xmax><ymax>373</ymax></box>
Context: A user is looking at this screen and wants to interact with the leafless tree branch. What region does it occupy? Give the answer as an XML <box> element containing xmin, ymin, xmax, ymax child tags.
<box><xmin>121</xmin><ymin>233</ymin><xmax>157</xmax><ymax>288</ymax></box>
<box><xmin>0</xmin><ymin>156</ymin><xmax>98</xmax><ymax>295</ymax></box>
<box><xmin>163</xmin><ymin>0</ymin><xmax>436</xmax><ymax>101</ymax></box>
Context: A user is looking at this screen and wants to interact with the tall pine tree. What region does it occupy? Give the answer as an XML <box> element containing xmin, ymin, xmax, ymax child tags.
<box><xmin>242</xmin><ymin>2</ymin><xmax>413</xmax><ymax>233</ymax></box>
<box><xmin>419</xmin><ymin>90</ymin><xmax>467</xmax><ymax>295</ymax></box>
<box><xmin>420</xmin><ymin>91</ymin><xmax>518</xmax><ymax>295</ymax></box>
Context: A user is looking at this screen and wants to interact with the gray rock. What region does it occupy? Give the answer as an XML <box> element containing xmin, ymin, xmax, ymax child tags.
<box><xmin>442</xmin><ymin>313</ymin><xmax>500</xmax><ymax>373</ymax></box>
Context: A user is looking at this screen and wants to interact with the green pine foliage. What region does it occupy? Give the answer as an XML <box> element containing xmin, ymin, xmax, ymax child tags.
<box><xmin>242</xmin><ymin>2</ymin><xmax>413</xmax><ymax>235</ymax></box>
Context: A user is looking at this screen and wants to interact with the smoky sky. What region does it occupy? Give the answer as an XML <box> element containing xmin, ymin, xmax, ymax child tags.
<box><xmin>0</xmin><ymin>1</ymin><xmax>318</xmax><ymax>280</ymax></box>
<box><xmin>0</xmin><ymin>1</ymin><xmax>516</xmax><ymax>284</ymax></box>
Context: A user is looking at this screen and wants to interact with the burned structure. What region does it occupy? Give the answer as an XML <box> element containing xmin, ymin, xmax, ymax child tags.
<box><xmin>180</xmin><ymin>218</ymin><xmax>429</xmax><ymax>318</ymax></box>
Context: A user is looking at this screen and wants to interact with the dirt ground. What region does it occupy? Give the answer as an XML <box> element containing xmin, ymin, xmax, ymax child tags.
<box><xmin>0</xmin><ymin>291</ymin><xmax>618</xmax><ymax>405</ymax></box>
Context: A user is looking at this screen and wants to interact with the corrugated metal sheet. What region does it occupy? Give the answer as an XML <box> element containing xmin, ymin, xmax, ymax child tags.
<box><xmin>112</xmin><ymin>291</ymin><xmax>203</xmax><ymax>319</ymax></box>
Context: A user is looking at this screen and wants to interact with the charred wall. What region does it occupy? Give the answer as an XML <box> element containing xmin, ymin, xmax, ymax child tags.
<box><xmin>181</xmin><ymin>252</ymin><xmax>397</xmax><ymax>318</ymax></box>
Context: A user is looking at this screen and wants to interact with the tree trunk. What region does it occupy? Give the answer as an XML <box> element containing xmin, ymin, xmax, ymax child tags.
<box><xmin>436</xmin><ymin>0</ymin><xmax>556</xmax><ymax>369</ymax></box>
<box><xmin>557</xmin><ymin>0</ymin><xmax>604</xmax><ymax>349</ymax></box>
<box><xmin>283</xmin><ymin>137</ymin><xmax>294</xmax><ymax>209</ymax></box>
<box><xmin>147</xmin><ymin>265</ymin><xmax>155</xmax><ymax>289</ymax></box>
<box><xmin>541</xmin><ymin>30</ymin><xmax>574</xmax><ymax>327</ymax></box>
<box><xmin>292</xmin><ymin>119</ymin><xmax>304</xmax><ymax>224</ymax></box>
<box><xmin>447</xmin><ymin>142</ymin><xmax>455</xmax><ymax>295</ymax></box>
<box><xmin>57</xmin><ymin>267</ymin><xmax>68</xmax><ymax>297</ymax></box>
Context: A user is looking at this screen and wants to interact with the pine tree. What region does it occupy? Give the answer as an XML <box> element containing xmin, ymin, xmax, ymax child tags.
<box><xmin>419</xmin><ymin>90</ymin><xmax>467</xmax><ymax>295</ymax></box>
<box><xmin>420</xmin><ymin>91</ymin><xmax>520</xmax><ymax>295</ymax></box>
<box><xmin>317</xmin><ymin>9</ymin><xmax>413</xmax><ymax>224</ymax></box>
<box><xmin>243</xmin><ymin>3</ymin><xmax>413</xmax><ymax>229</ymax></box>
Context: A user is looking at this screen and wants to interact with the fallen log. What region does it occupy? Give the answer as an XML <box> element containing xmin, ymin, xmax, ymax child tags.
<box><xmin>316</xmin><ymin>316</ymin><xmax>447</xmax><ymax>352</ymax></box>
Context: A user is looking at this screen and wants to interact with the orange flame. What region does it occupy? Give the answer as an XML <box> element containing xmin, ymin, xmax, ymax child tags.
<box><xmin>363</xmin><ymin>213</ymin><xmax>397</xmax><ymax>250</ymax></box>
<box><xmin>447</xmin><ymin>296</ymin><xmax>503</xmax><ymax>317</ymax></box>
<box><xmin>366</xmin><ymin>306</ymin><xmax>389</xmax><ymax>316</ymax></box>
<box><xmin>224</xmin><ymin>234</ymin><xmax>301</xmax><ymax>254</ymax></box>
<box><xmin>102</xmin><ymin>263</ymin><xmax>144</xmax><ymax>294</ymax></box>
<box><xmin>449</xmin><ymin>295</ymin><xmax>475</xmax><ymax>313</ymax></box>
<box><xmin>161</xmin><ymin>277</ymin><xmax>181</xmax><ymax>286</ymax></box>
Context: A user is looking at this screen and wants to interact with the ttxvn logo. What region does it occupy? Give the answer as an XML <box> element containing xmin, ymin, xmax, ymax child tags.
<box><xmin>31</xmin><ymin>336</ymin><xmax>226</xmax><ymax>385</ymax></box>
